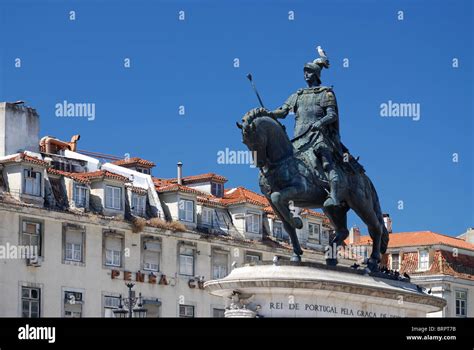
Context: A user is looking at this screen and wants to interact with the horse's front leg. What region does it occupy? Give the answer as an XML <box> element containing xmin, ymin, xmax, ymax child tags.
<box><xmin>270</xmin><ymin>184</ymin><xmax>305</xmax><ymax>230</ymax></box>
<box><xmin>265</xmin><ymin>198</ymin><xmax>303</xmax><ymax>261</ymax></box>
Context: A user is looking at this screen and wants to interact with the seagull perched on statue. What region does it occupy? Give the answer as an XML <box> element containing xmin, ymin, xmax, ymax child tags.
<box><xmin>317</xmin><ymin>45</ymin><xmax>327</xmax><ymax>58</ymax></box>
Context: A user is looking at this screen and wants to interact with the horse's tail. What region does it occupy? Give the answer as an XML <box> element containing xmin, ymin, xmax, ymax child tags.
<box><xmin>366</xmin><ymin>176</ymin><xmax>389</xmax><ymax>254</ymax></box>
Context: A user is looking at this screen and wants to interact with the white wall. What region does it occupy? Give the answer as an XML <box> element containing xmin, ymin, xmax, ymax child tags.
<box><xmin>0</xmin><ymin>203</ymin><xmax>328</xmax><ymax>317</ymax></box>
<box><xmin>0</xmin><ymin>103</ymin><xmax>40</xmax><ymax>157</ymax></box>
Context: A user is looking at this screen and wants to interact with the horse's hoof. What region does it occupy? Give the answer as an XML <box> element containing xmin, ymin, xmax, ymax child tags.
<box><xmin>290</xmin><ymin>254</ymin><xmax>301</xmax><ymax>262</ymax></box>
<box><xmin>292</xmin><ymin>217</ymin><xmax>303</xmax><ymax>229</ymax></box>
<box><xmin>367</xmin><ymin>258</ymin><xmax>380</xmax><ymax>272</ymax></box>
<box><xmin>326</xmin><ymin>258</ymin><xmax>338</xmax><ymax>266</ymax></box>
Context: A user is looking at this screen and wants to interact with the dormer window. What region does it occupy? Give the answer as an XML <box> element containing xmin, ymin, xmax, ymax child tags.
<box><xmin>73</xmin><ymin>184</ymin><xmax>88</xmax><ymax>208</ymax></box>
<box><xmin>211</xmin><ymin>182</ymin><xmax>224</xmax><ymax>197</ymax></box>
<box><xmin>23</xmin><ymin>169</ymin><xmax>41</xmax><ymax>196</ymax></box>
<box><xmin>131</xmin><ymin>193</ymin><xmax>146</xmax><ymax>217</ymax></box>
<box><xmin>391</xmin><ymin>253</ymin><xmax>400</xmax><ymax>271</ymax></box>
<box><xmin>105</xmin><ymin>185</ymin><xmax>122</xmax><ymax>210</ymax></box>
<box><xmin>178</xmin><ymin>199</ymin><xmax>194</xmax><ymax>222</ymax></box>
<box><xmin>201</xmin><ymin>207</ymin><xmax>214</xmax><ymax>226</ymax></box>
<box><xmin>273</xmin><ymin>221</ymin><xmax>284</xmax><ymax>239</ymax></box>
<box><xmin>245</xmin><ymin>212</ymin><xmax>260</xmax><ymax>234</ymax></box>
<box><xmin>136</xmin><ymin>167</ymin><xmax>150</xmax><ymax>175</ymax></box>
<box><xmin>418</xmin><ymin>250</ymin><xmax>429</xmax><ymax>271</ymax></box>
<box><xmin>308</xmin><ymin>222</ymin><xmax>321</xmax><ymax>241</ymax></box>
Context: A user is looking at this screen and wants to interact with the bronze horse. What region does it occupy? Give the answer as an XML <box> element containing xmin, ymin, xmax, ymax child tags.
<box><xmin>237</xmin><ymin>113</ymin><xmax>389</xmax><ymax>271</ymax></box>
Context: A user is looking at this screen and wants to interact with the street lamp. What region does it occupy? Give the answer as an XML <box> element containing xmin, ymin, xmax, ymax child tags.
<box><xmin>113</xmin><ymin>282</ymin><xmax>147</xmax><ymax>318</ymax></box>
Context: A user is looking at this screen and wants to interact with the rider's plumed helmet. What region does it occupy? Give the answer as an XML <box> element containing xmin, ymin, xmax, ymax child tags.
<box><xmin>304</xmin><ymin>45</ymin><xmax>330</xmax><ymax>85</ymax></box>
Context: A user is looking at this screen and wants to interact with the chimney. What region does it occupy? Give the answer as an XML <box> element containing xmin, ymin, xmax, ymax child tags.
<box><xmin>177</xmin><ymin>161</ymin><xmax>183</xmax><ymax>185</ymax></box>
<box><xmin>383</xmin><ymin>213</ymin><xmax>392</xmax><ymax>233</ymax></box>
<box><xmin>0</xmin><ymin>102</ymin><xmax>40</xmax><ymax>157</ymax></box>
<box><xmin>348</xmin><ymin>225</ymin><xmax>360</xmax><ymax>244</ymax></box>
<box><xmin>465</xmin><ymin>228</ymin><xmax>474</xmax><ymax>244</ymax></box>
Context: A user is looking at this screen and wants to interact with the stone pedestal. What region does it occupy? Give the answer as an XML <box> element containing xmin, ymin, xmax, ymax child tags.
<box><xmin>204</xmin><ymin>262</ymin><xmax>446</xmax><ymax>318</ymax></box>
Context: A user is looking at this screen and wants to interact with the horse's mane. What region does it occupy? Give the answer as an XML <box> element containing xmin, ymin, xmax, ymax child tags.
<box><xmin>252</xmin><ymin>116</ymin><xmax>290</xmax><ymax>142</ymax></box>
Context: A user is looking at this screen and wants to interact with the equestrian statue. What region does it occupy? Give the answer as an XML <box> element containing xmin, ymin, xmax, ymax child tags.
<box><xmin>237</xmin><ymin>45</ymin><xmax>389</xmax><ymax>272</ymax></box>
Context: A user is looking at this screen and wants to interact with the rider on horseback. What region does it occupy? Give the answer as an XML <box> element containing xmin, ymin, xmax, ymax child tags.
<box><xmin>248</xmin><ymin>48</ymin><xmax>344</xmax><ymax>208</ymax></box>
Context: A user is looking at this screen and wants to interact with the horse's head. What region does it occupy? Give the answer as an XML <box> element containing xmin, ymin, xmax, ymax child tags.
<box><xmin>237</xmin><ymin>110</ymin><xmax>293</xmax><ymax>168</ymax></box>
<box><xmin>236</xmin><ymin>112</ymin><xmax>268</xmax><ymax>168</ymax></box>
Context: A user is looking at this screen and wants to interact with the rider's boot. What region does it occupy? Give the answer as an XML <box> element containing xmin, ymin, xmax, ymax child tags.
<box><xmin>324</xmin><ymin>170</ymin><xmax>342</xmax><ymax>208</ymax></box>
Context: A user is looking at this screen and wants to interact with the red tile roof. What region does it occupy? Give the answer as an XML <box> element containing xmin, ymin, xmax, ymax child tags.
<box><xmin>47</xmin><ymin>168</ymin><xmax>91</xmax><ymax>184</ymax></box>
<box><xmin>153</xmin><ymin>180</ymin><xmax>328</xmax><ymax>221</ymax></box>
<box><xmin>152</xmin><ymin>177</ymin><xmax>173</xmax><ymax>187</ymax></box>
<box><xmin>126</xmin><ymin>184</ymin><xmax>148</xmax><ymax>195</ymax></box>
<box><xmin>166</xmin><ymin>172</ymin><xmax>228</xmax><ymax>185</ymax></box>
<box><xmin>156</xmin><ymin>183</ymin><xmax>209</xmax><ymax>196</ymax></box>
<box><xmin>300</xmin><ymin>208</ymin><xmax>330</xmax><ymax>224</ymax></box>
<box><xmin>112</xmin><ymin>157</ymin><xmax>155</xmax><ymax>168</ymax></box>
<box><xmin>220</xmin><ymin>186</ymin><xmax>268</xmax><ymax>207</ymax></box>
<box><xmin>348</xmin><ymin>231</ymin><xmax>474</xmax><ymax>251</ymax></box>
<box><xmin>0</xmin><ymin>152</ymin><xmax>49</xmax><ymax>167</ymax></box>
<box><xmin>197</xmin><ymin>194</ymin><xmax>227</xmax><ymax>208</ymax></box>
<box><xmin>395</xmin><ymin>250</ymin><xmax>474</xmax><ymax>281</ymax></box>
<box><xmin>74</xmin><ymin>170</ymin><xmax>130</xmax><ymax>183</ymax></box>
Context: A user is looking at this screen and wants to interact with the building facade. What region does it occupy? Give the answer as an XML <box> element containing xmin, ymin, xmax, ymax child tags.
<box><xmin>346</xmin><ymin>220</ymin><xmax>474</xmax><ymax>318</ymax></box>
<box><xmin>0</xmin><ymin>102</ymin><xmax>334</xmax><ymax>318</ymax></box>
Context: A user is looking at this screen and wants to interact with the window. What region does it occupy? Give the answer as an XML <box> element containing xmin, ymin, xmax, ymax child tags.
<box><xmin>246</xmin><ymin>212</ymin><xmax>260</xmax><ymax>234</ymax></box>
<box><xmin>179</xmin><ymin>199</ymin><xmax>194</xmax><ymax>222</ymax></box>
<box><xmin>308</xmin><ymin>223</ymin><xmax>320</xmax><ymax>241</ymax></box>
<box><xmin>211</xmin><ymin>183</ymin><xmax>224</xmax><ymax>197</ymax></box>
<box><xmin>245</xmin><ymin>252</ymin><xmax>261</xmax><ymax>264</ymax></box>
<box><xmin>23</xmin><ymin>169</ymin><xmax>41</xmax><ymax>196</ymax></box>
<box><xmin>213</xmin><ymin>308</ymin><xmax>225</xmax><ymax>318</ymax></box>
<box><xmin>104</xmin><ymin>235</ymin><xmax>123</xmax><ymax>267</ymax></box>
<box><xmin>201</xmin><ymin>208</ymin><xmax>214</xmax><ymax>225</ymax></box>
<box><xmin>104</xmin><ymin>295</ymin><xmax>120</xmax><ymax>318</ymax></box>
<box><xmin>105</xmin><ymin>185</ymin><xmax>122</xmax><ymax>210</ymax></box>
<box><xmin>358</xmin><ymin>246</ymin><xmax>368</xmax><ymax>259</ymax></box>
<box><xmin>212</xmin><ymin>251</ymin><xmax>229</xmax><ymax>279</ymax></box>
<box><xmin>21</xmin><ymin>220</ymin><xmax>42</xmax><ymax>258</ymax></box>
<box><xmin>321</xmin><ymin>229</ymin><xmax>330</xmax><ymax>242</ymax></box>
<box><xmin>143</xmin><ymin>299</ymin><xmax>161</xmax><ymax>318</ymax></box>
<box><xmin>131</xmin><ymin>193</ymin><xmax>146</xmax><ymax>217</ymax></box>
<box><xmin>179</xmin><ymin>305</ymin><xmax>194</xmax><ymax>318</ymax></box>
<box><xmin>64</xmin><ymin>291</ymin><xmax>83</xmax><ymax>318</ymax></box>
<box><xmin>179</xmin><ymin>246</ymin><xmax>195</xmax><ymax>276</ymax></box>
<box><xmin>143</xmin><ymin>240</ymin><xmax>161</xmax><ymax>272</ymax></box>
<box><xmin>65</xmin><ymin>229</ymin><xmax>83</xmax><ymax>262</ymax></box>
<box><xmin>73</xmin><ymin>184</ymin><xmax>88</xmax><ymax>208</ymax></box>
<box><xmin>391</xmin><ymin>253</ymin><xmax>400</xmax><ymax>271</ymax></box>
<box><xmin>455</xmin><ymin>290</ymin><xmax>467</xmax><ymax>317</ymax></box>
<box><xmin>273</xmin><ymin>221</ymin><xmax>284</xmax><ymax>239</ymax></box>
<box><xmin>136</xmin><ymin>168</ymin><xmax>150</xmax><ymax>175</ymax></box>
<box><xmin>419</xmin><ymin>250</ymin><xmax>429</xmax><ymax>270</ymax></box>
<box><xmin>21</xmin><ymin>287</ymin><xmax>40</xmax><ymax>318</ymax></box>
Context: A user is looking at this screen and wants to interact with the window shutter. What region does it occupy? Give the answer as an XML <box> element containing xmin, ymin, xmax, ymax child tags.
<box><xmin>113</xmin><ymin>187</ymin><xmax>121</xmax><ymax>209</ymax></box>
<box><xmin>105</xmin><ymin>187</ymin><xmax>113</xmax><ymax>207</ymax></box>
<box><xmin>180</xmin><ymin>246</ymin><xmax>194</xmax><ymax>256</ymax></box>
<box><xmin>73</xmin><ymin>184</ymin><xmax>77</xmax><ymax>202</ymax></box>
<box><xmin>213</xmin><ymin>252</ymin><xmax>228</xmax><ymax>266</ymax></box>
<box><xmin>66</xmin><ymin>230</ymin><xmax>83</xmax><ymax>245</ymax></box>
<box><xmin>106</xmin><ymin>236</ymin><xmax>122</xmax><ymax>251</ymax></box>
<box><xmin>145</xmin><ymin>241</ymin><xmax>161</xmax><ymax>252</ymax></box>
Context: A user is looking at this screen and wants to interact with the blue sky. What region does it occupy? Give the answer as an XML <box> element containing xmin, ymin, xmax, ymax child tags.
<box><xmin>1</xmin><ymin>0</ymin><xmax>472</xmax><ymax>236</ymax></box>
